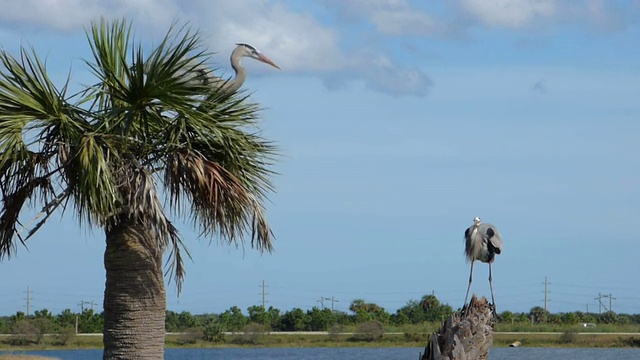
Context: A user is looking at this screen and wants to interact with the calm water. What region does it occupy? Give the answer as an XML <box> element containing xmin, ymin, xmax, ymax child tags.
<box><xmin>3</xmin><ymin>347</ymin><xmax>640</xmax><ymax>359</ymax></box>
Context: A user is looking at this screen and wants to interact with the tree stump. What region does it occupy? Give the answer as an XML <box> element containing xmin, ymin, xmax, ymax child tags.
<box><xmin>420</xmin><ymin>295</ymin><xmax>495</xmax><ymax>360</ymax></box>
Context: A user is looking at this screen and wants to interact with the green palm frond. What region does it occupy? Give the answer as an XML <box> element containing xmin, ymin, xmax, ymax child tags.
<box><xmin>0</xmin><ymin>18</ymin><xmax>278</xmax><ymax>291</ymax></box>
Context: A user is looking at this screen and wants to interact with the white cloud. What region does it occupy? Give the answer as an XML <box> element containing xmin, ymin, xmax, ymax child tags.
<box><xmin>350</xmin><ymin>51</ymin><xmax>433</xmax><ymax>97</ymax></box>
<box><xmin>188</xmin><ymin>0</ymin><xmax>343</xmax><ymax>73</ymax></box>
<box><xmin>458</xmin><ymin>0</ymin><xmax>558</xmax><ymax>28</ymax></box>
<box><xmin>9</xmin><ymin>0</ymin><xmax>635</xmax><ymax>97</ymax></box>
<box><xmin>456</xmin><ymin>0</ymin><xmax>640</xmax><ymax>31</ymax></box>
<box><xmin>322</xmin><ymin>0</ymin><xmax>440</xmax><ymax>36</ymax></box>
<box><xmin>574</xmin><ymin>0</ymin><xmax>630</xmax><ymax>32</ymax></box>
<box><xmin>0</xmin><ymin>0</ymin><xmax>180</xmax><ymax>32</ymax></box>
<box><xmin>182</xmin><ymin>0</ymin><xmax>433</xmax><ymax>96</ymax></box>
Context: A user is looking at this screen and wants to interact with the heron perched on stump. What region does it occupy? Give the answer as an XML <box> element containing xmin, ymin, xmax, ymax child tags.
<box><xmin>464</xmin><ymin>217</ymin><xmax>503</xmax><ymax>308</ymax></box>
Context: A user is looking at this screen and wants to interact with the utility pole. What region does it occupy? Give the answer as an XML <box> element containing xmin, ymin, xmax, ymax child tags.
<box><xmin>78</xmin><ymin>300</ymin><xmax>96</xmax><ymax>313</ymax></box>
<box><xmin>26</xmin><ymin>286</ymin><xmax>31</xmax><ymax>316</ymax></box>
<box><xmin>595</xmin><ymin>293</ymin><xmax>603</xmax><ymax>314</ymax></box>
<box><xmin>317</xmin><ymin>297</ymin><xmax>325</xmax><ymax>309</ymax></box>
<box><xmin>323</xmin><ymin>297</ymin><xmax>339</xmax><ymax>311</ymax></box>
<box><xmin>602</xmin><ymin>293</ymin><xmax>616</xmax><ymax>312</ymax></box>
<box><xmin>544</xmin><ymin>277</ymin><xmax>548</xmax><ymax>312</ymax></box>
<box><xmin>609</xmin><ymin>293</ymin><xmax>616</xmax><ymax>312</ymax></box>
<box><xmin>260</xmin><ymin>280</ymin><xmax>268</xmax><ymax>309</ymax></box>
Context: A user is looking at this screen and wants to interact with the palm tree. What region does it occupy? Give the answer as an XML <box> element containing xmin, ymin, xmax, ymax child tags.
<box><xmin>0</xmin><ymin>19</ymin><xmax>276</xmax><ymax>359</ymax></box>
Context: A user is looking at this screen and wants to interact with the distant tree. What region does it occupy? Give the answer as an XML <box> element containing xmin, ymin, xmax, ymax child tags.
<box><xmin>390</xmin><ymin>312</ymin><xmax>410</xmax><ymax>326</ymax></box>
<box><xmin>11</xmin><ymin>311</ymin><xmax>25</xmax><ymax>322</ymax></box>
<box><xmin>31</xmin><ymin>317</ymin><xmax>54</xmax><ymax>344</ymax></box>
<box><xmin>394</xmin><ymin>296</ymin><xmax>452</xmax><ymax>324</ymax></box>
<box><xmin>350</xmin><ymin>299</ymin><xmax>368</xmax><ymax>313</ymax></box>
<box><xmin>395</xmin><ymin>300</ymin><xmax>425</xmax><ymax>324</ymax></box>
<box><xmin>220</xmin><ymin>306</ymin><xmax>247</xmax><ymax>331</ymax></box>
<box><xmin>307</xmin><ymin>307</ymin><xmax>336</xmax><ymax>331</ymax></box>
<box><xmin>349</xmin><ymin>299</ymin><xmax>388</xmax><ymax>324</ymax></box>
<box><xmin>500</xmin><ymin>311</ymin><xmax>514</xmax><ymax>324</ymax></box>
<box><xmin>247</xmin><ymin>305</ymin><xmax>270</xmax><ymax>327</ymax></box>
<box><xmin>203</xmin><ymin>319</ymin><xmax>225</xmax><ymax>342</ymax></box>
<box><xmin>165</xmin><ymin>310</ymin><xmax>180</xmax><ymax>332</ymax></box>
<box><xmin>10</xmin><ymin>320</ymin><xmax>37</xmax><ymax>345</ymax></box>
<box><xmin>78</xmin><ymin>309</ymin><xmax>103</xmax><ymax>333</ymax></box>
<box><xmin>178</xmin><ymin>311</ymin><xmax>198</xmax><ymax>329</ymax></box>
<box><xmin>280</xmin><ymin>308</ymin><xmax>308</xmax><ymax>331</ymax></box>
<box><xmin>0</xmin><ymin>316</ymin><xmax>10</xmax><ymax>334</ymax></box>
<box><xmin>267</xmin><ymin>306</ymin><xmax>282</xmax><ymax>330</ymax></box>
<box><xmin>428</xmin><ymin>303</ymin><xmax>453</xmax><ymax>322</ymax></box>
<box><xmin>529</xmin><ymin>306</ymin><xmax>549</xmax><ymax>323</ymax></box>
<box><xmin>627</xmin><ymin>314</ymin><xmax>640</xmax><ymax>324</ymax></box>
<box><xmin>547</xmin><ymin>313</ymin><xmax>562</xmax><ymax>324</ymax></box>
<box><xmin>419</xmin><ymin>295</ymin><xmax>440</xmax><ymax>312</ymax></box>
<box><xmin>560</xmin><ymin>312</ymin><xmax>579</xmax><ymax>325</ymax></box>
<box><xmin>597</xmin><ymin>311</ymin><xmax>618</xmax><ymax>324</ymax></box>
<box><xmin>577</xmin><ymin>311</ymin><xmax>596</xmax><ymax>324</ymax></box>
<box><xmin>617</xmin><ymin>314</ymin><xmax>630</xmax><ymax>325</ymax></box>
<box><xmin>34</xmin><ymin>309</ymin><xmax>54</xmax><ymax>320</ymax></box>
<box><xmin>57</xmin><ymin>309</ymin><xmax>76</xmax><ymax>331</ymax></box>
<box><xmin>333</xmin><ymin>310</ymin><xmax>352</xmax><ymax>326</ymax></box>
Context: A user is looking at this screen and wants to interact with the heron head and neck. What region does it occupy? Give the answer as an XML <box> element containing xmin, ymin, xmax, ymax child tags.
<box><xmin>232</xmin><ymin>43</ymin><xmax>280</xmax><ymax>71</ymax></box>
<box><xmin>225</xmin><ymin>43</ymin><xmax>280</xmax><ymax>93</ymax></box>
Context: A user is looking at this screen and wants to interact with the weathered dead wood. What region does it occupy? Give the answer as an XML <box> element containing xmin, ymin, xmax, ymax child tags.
<box><xmin>420</xmin><ymin>295</ymin><xmax>495</xmax><ymax>360</ymax></box>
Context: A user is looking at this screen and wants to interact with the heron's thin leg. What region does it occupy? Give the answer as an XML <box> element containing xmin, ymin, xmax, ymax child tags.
<box><xmin>489</xmin><ymin>262</ymin><xmax>496</xmax><ymax>309</ymax></box>
<box><xmin>464</xmin><ymin>261</ymin><xmax>474</xmax><ymax>306</ymax></box>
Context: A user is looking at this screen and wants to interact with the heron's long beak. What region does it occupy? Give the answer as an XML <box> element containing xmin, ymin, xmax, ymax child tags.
<box><xmin>259</xmin><ymin>53</ymin><xmax>281</xmax><ymax>70</ymax></box>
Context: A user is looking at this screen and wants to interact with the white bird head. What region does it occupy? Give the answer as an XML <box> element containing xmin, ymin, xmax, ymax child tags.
<box><xmin>235</xmin><ymin>43</ymin><xmax>281</xmax><ymax>70</ymax></box>
<box><xmin>473</xmin><ymin>217</ymin><xmax>481</xmax><ymax>225</ymax></box>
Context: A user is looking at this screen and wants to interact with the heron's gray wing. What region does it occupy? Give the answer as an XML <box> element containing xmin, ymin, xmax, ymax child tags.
<box><xmin>484</xmin><ymin>225</ymin><xmax>502</xmax><ymax>254</ymax></box>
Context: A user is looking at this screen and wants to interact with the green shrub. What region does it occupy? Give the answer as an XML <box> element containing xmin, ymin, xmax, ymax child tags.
<box><xmin>559</xmin><ymin>331</ymin><xmax>577</xmax><ymax>344</ymax></box>
<box><xmin>352</xmin><ymin>320</ymin><xmax>384</xmax><ymax>342</ymax></box>
<box><xmin>232</xmin><ymin>323</ymin><xmax>267</xmax><ymax>345</ymax></box>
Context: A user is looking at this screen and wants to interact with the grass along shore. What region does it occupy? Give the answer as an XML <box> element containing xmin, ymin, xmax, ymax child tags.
<box><xmin>1</xmin><ymin>330</ymin><xmax>639</xmax><ymax>351</ymax></box>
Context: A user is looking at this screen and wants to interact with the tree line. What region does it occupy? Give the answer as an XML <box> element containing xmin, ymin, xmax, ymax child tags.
<box><xmin>1</xmin><ymin>294</ymin><xmax>637</xmax><ymax>338</ymax></box>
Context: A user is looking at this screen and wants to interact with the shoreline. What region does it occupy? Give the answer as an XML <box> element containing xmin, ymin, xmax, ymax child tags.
<box><xmin>1</xmin><ymin>331</ymin><xmax>639</xmax><ymax>351</ymax></box>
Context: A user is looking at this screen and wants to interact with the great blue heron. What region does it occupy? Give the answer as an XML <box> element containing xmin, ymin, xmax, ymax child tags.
<box><xmin>189</xmin><ymin>43</ymin><xmax>280</xmax><ymax>93</ymax></box>
<box><xmin>463</xmin><ymin>216</ymin><xmax>503</xmax><ymax>308</ymax></box>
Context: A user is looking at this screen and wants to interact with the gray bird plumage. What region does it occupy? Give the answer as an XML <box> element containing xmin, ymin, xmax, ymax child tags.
<box><xmin>463</xmin><ymin>216</ymin><xmax>503</xmax><ymax>309</ymax></box>
<box><xmin>186</xmin><ymin>43</ymin><xmax>280</xmax><ymax>93</ymax></box>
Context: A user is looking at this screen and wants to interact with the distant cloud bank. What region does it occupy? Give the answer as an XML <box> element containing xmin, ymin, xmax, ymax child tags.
<box><xmin>0</xmin><ymin>0</ymin><xmax>637</xmax><ymax>97</ymax></box>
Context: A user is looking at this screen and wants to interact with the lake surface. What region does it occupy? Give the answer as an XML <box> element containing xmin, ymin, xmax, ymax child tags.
<box><xmin>3</xmin><ymin>347</ymin><xmax>640</xmax><ymax>359</ymax></box>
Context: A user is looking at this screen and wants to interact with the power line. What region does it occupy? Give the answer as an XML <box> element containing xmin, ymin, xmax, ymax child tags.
<box><xmin>322</xmin><ymin>297</ymin><xmax>339</xmax><ymax>311</ymax></box>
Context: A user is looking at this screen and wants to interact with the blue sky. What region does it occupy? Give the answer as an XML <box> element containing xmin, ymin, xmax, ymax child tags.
<box><xmin>0</xmin><ymin>0</ymin><xmax>639</xmax><ymax>317</ymax></box>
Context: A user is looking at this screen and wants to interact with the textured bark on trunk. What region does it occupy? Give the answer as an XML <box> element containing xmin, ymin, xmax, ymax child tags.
<box><xmin>103</xmin><ymin>223</ymin><xmax>166</xmax><ymax>359</ymax></box>
<box><xmin>420</xmin><ymin>295</ymin><xmax>495</xmax><ymax>360</ymax></box>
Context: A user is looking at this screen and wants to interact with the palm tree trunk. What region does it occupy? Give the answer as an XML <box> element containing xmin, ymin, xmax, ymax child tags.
<box><xmin>103</xmin><ymin>222</ymin><xmax>166</xmax><ymax>359</ymax></box>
